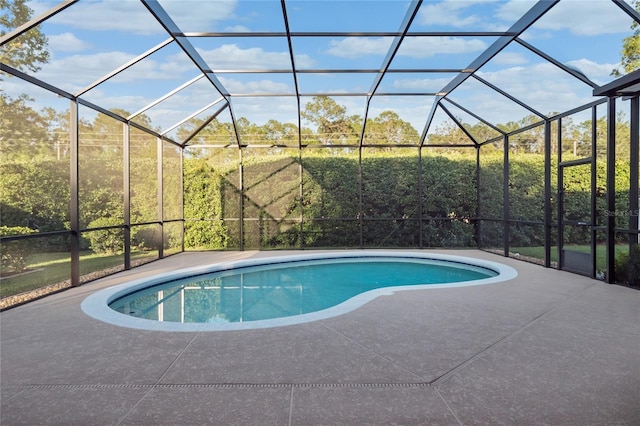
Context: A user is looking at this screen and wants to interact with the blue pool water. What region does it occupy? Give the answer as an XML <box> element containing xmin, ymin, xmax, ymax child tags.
<box><xmin>109</xmin><ymin>257</ymin><xmax>497</xmax><ymax>324</ymax></box>
<box><xmin>82</xmin><ymin>252</ymin><xmax>518</xmax><ymax>331</ymax></box>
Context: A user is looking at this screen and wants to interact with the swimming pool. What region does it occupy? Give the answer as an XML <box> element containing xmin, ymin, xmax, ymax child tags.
<box><xmin>82</xmin><ymin>251</ymin><xmax>517</xmax><ymax>331</ymax></box>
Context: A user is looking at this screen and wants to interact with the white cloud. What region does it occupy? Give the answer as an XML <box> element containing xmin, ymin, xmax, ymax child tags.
<box><xmin>33</xmin><ymin>51</ymin><xmax>193</xmax><ymax>94</ymax></box>
<box><xmin>160</xmin><ymin>0</ymin><xmax>237</xmax><ymax>31</ymax></box>
<box><xmin>44</xmin><ymin>1</ymin><xmax>165</xmax><ymax>35</ymax></box>
<box><xmin>231</xmin><ymin>98</ymin><xmax>298</xmax><ymax>125</ymax></box>
<box><xmin>223</xmin><ymin>25</ymin><xmax>251</xmax><ymax>32</ymax></box>
<box><xmin>35</xmin><ymin>51</ymin><xmax>137</xmax><ymax>93</ymax></box>
<box><xmin>566</xmin><ymin>59</ymin><xmax>620</xmax><ymax>85</ymax></box>
<box><xmin>531</xmin><ymin>0</ymin><xmax>634</xmax><ymax>36</ymax></box>
<box><xmin>495</xmin><ymin>0</ymin><xmax>538</xmax><ymax>22</ymax></box>
<box><xmin>367</xmin><ymin>99</ymin><xmax>435</xmax><ymax>132</ymax></box>
<box><xmin>392</xmin><ymin>77</ymin><xmax>453</xmax><ymax>92</ymax></box>
<box><xmin>47</xmin><ymin>32</ymin><xmax>92</xmax><ymax>53</ymax></box>
<box><xmin>399</xmin><ymin>37</ymin><xmax>487</xmax><ymax>58</ymax></box>
<box><xmin>470</xmin><ymin>62</ymin><xmax>596</xmax><ymax>122</ymax></box>
<box><xmin>84</xmin><ymin>89</ymin><xmax>152</xmax><ymax>112</ymax></box>
<box><xmin>79</xmin><ymin>84</ymin><xmax>226</xmax><ymax>133</ymax></box>
<box><xmin>25</xmin><ymin>1</ymin><xmax>58</xmax><ymax>17</ymax></box>
<box><xmin>492</xmin><ymin>52</ymin><xmax>528</xmax><ymax>66</ymax></box>
<box><xmin>198</xmin><ymin>44</ymin><xmax>314</xmax><ymax>69</ymax></box>
<box><xmin>325</xmin><ymin>38</ymin><xmax>392</xmax><ymax>59</ymax></box>
<box><xmin>36</xmin><ymin>0</ymin><xmax>237</xmax><ymax>35</ymax></box>
<box><xmin>418</xmin><ymin>0</ymin><xmax>498</xmax><ymax>28</ymax></box>
<box><xmin>218</xmin><ymin>77</ymin><xmax>293</xmax><ymax>94</ymax></box>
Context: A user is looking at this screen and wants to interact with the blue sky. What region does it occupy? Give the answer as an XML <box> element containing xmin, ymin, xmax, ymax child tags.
<box><xmin>3</xmin><ymin>0</ymin><xmax>638</xmax><ymax>140</ymax></box>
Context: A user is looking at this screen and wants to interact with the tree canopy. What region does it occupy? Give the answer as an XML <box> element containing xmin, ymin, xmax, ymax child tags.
<box><xmin>0</xmin><ymin>0</ymin><xmax>49</xmax><ymax>74</ymax></box>
<box><xmin>613</xmin><ymin>0</ymin><xmax>640</xmax><ymax>77</ymax></box>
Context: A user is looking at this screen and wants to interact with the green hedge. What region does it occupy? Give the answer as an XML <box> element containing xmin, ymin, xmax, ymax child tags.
<box><xmin>0</xmin><ymin>226</ymin><xmax>39</xmax><ymax>273</ymax></box>
<box><xmin>1</xmin><ymin>151</ymin><xmax>633</xmax><ymax>253</ymax></box>
<box><xmin>184</xmin><ymin>151</ymin><xmax>479</xmax><ymax>249</ymax></box>
<box><xmin>184</xmin><ymin>150</ymin><xmax>633</xmax><ymax>250</ymax></box>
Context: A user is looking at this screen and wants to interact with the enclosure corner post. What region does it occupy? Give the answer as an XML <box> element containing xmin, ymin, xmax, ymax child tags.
<box><xmin>629</xmin><ymin>96</ymin><xmax>639</xmax><ymax>252</ymax></box>
<box><xmin>157</xmin><ymin>137</ymin><xmax>164</xmax><ymax>259</ymax></box>
<box><xmin>605</xmin><ymin>97</ymin><xmax>616</xmax><ymax>283</ymax></box>
<box><xmin>358</xmin><ymin>145</ymin><xmax>364</xmax><ymax>249</ymax></box>
<box><xmin>590</xmin><ymin>106</ymin><xmax>598</xmax><ymax>278</ymax></box>
<box><xmin>239</xmin><ymin>147</ymin><xmax>244</xmax><ymax>251</ymax></box>
<box><xmin>69</xmin><ymin>100</ymin><xmax>80</xmax><ymax>287</ymax></box>
<box><xmin>180</xmin><ymin>147</ymin><xmax>185</xmax><ymax>253</ymax></box>
<box><xmin>544</xmin><ymin>119</ymin><xmax>552</xmax><ymax>268</ymax></box>
<box><xmin>123</xmin><ymin>122</ymin><xmax>131</xmax><ymax>270</ymax></box>
<box><xmin>503</xmin><ymin>134</ymin><xmax>509</xmax><ymax>257</ymax></box>
<box><xmin>418</xmin><ymin>146</ymin><xmax>424</xmax><ymax>248</ymax></box>
<box><xmin>475</xmin><ymin>145</ymin><xmax>481</xmax><ymax>249</ymax></box>
<box><xmin>299</xmin><ymin>147</ymin><xmax>304</xmax><ymax>249</ymax></box>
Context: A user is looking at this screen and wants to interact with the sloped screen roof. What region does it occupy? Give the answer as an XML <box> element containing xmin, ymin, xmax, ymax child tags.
<box><xmin>1</xmin><ymin>0</ymin><xmax>639</xmax><ymax>148</ymax></box>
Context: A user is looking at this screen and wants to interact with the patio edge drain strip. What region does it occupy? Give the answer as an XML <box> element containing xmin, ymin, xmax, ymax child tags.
<box><xmin>2</xmin><ymin>382</ymin><xmax>432</xmax><ymax>390</ymax></box>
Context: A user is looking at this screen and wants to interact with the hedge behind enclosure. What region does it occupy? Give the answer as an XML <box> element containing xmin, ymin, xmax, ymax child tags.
<box><xmin>183</xmin><ymin>150</ymin><xmax>478</xmax><ymax>249</ymax></box>
<box><xmin>183</xmin><ymin>149</ymin><xmax>631</xmax><ymax>250</ymax></box>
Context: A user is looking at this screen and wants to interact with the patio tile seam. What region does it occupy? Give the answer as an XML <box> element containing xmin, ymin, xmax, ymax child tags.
<box><xmin>111</xmin><ymin>331</ymin><xmax>205</xmax><ymax>426</ymax></box>
<box><xmin>153</xmin><ymin>330</ymin><xmax>202</xmax><ymax>385</ymax></box>
<box><xmin>288</xmin><ymin>387</ymin><xmax>294</xmax><ymax>426</ymax></box>
<box><xmin>1</xmin><ymin>382</ymin><xmax>435</xmax><ymax>390</ymax></box>
<box><xmin>432</xmin><ymin>386</ymin><xmax>464</xmax><ymax>426</ymax></box>
<box><xmin>0</xmin><ymin>386</ymin><xmax>29</xmax><ymax>404</ymax></box>
<box><xmin>318</xmin><ymin>322</ymin><xmax>429</xmax><ymax>381</ymax></box>
<box><xmin>429</xmin><ymin>279</ymin><xmax>603</xmax><ymax>386</ymax></box>
<box><xmin>539</xmin><ymin>313</ymin><xmax>640</xmax><ymax>337</ymax></box>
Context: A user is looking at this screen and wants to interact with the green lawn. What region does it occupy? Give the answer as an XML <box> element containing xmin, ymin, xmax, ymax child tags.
<box><xmin>1</xmin><ymin>251</ymin><xmax>158</xmax><ymax>299</ymax></box>
<box><xmin>511</xmin><ymin>244</ymin><xmax>629</xmax><ymax>272</ymax></box>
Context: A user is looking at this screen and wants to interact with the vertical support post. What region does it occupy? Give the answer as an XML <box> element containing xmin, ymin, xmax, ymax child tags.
<box><xmin>299</xmin><ymin>147</ymin><xmax>304</xmax><ymax>249</ymax></box>
<box><xmin>69</xmin><ymin>100</ymin><xmax>80</xmax><ymax>287</ymax></box>
<box><xmin>629</xmin><ymin>96</ymin><xmax>639</xmax><ymax>248</ymax></box>
<box><xmin>476</xmin><ymin>145</ymin><xmax>482</xmax><ymax>249</ymax></box>
<box><xmin>544</xmin><ymin>119</ymin><xmax>552</xmax><ymax>268</ymax></box>
<box><xmin>418</xmin><ymin>146</ymin><xmax>424</xmax><ymax>248</ymax></box>
<box><xmin>606</xmin><ymin>98</ymin><xmax>617</xmax><ymax>283</ymax></box>
<box><xmin>590</xmin><ymin>106</ymin><xmax>598</xmax><ymax>277</ymax></box>
<box><xmin>157</xmin><ymin>137</ymin><xmax>164</xmax><ymax>259</ymax></box>
<box><xmin>503</xmin><ymin>134</ymin><xmax>509</xmax><ymax>257</ymax></box>
<box><xmin>123</xmin><ymin>122</ymin><xmax>131</xmax><ymax>270</ymax></box>
<box><xmin>180</xmin><ymin>147</ymin><xmax>185</xmax><ymax>253</ymax></box>
<box><xmin>358</xmin><ymin>145</ymin><xmax>364</xmax><ymax>248</ymax></box>
<box><xmin>557</xmin><ymin>117</ymin><xmax>564</xmax><ymax>270</ymax></box>
<box><xmin>239</xmin><ymin>147</ymin><xmax>244</xmax><ymax>250</ymax></box>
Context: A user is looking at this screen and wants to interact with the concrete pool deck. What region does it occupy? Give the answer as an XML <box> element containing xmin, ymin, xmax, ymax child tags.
<box><xmin>1</xmin><ymin>249</ymin><xmax>639</xmax><ymax>425</ymax></box>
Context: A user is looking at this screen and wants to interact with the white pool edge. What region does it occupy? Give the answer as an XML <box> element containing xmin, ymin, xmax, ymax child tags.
<box><xmin>81</xmin><ymin>251</ymin><xmax>518</xmax><ymax>332</ymax></box>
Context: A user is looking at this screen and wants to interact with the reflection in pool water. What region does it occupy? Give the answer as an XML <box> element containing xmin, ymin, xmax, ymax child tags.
<box><xmin>109</xmin><ymin>257</ymin><xmax>497</xmax><ymax>324</ymax></box>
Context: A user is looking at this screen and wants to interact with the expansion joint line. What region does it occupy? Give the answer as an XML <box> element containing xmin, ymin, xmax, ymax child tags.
<box><xmin>429</xmin><ymin>280</ymin><xmax>602</xmax><ymax>386</ymax></box>
<box><xmin>1</xmin><ymin>382</ymin><xmax>433</xmax><ymax>390</ymax></box>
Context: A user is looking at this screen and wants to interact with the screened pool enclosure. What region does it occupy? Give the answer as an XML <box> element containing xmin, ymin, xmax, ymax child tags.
<box><xmin>1</xmin><ymin>0</ymin><xmax>639</xmax><ymax>306</ymax></box>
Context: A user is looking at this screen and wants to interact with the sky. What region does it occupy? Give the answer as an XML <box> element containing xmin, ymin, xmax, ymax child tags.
<box><xmin>2</xmin><ymin>0</ymin><xmax>638</xmax><ymax>142</ymax></box>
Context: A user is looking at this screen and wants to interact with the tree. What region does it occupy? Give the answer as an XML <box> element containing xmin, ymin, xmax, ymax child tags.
<box><xmin>0</xmin><ymin>1</ymin><xmax>53</xmax><ymax>159</ymax></box>
<box><xmin>259</xmin><ymin>119</ymin><xmax>294</xmax><ymax>144</ymax></box>
<box><xmin>612</xmin><ymin>0</ymin><xmax>640</xmax><ymax>77</ymax></box>
<box><xmin>426</xmin><ymin>118</ymin><xmax>474</xmax><ymax>146</ymax></box>
<box><xmin>176</xmin><ymin>117</ymin><xmax>236</xmax><ymax>146</ymax></box>
<box><xmin>0</xmin><ymin>0</ymin><xmax>50</xmax><ymax>74</ymax></box>
<box><xmin>236</xmin><ymin>116</ymin><xmax>261</xmax><ymax>145</ymax></box>
<box><xmin>0</xmin><ymin>92</ymin><xmax>50</xmax><ymax>159</ymax></box>
<box><xmin>301</xmin><ymin>96</ymin><xmax>360</xmax><ymax>144</ymax></box>
<box><xmin>364</xmin><ymin>110</ymin><xmax>419</xmax><ymax>145</ymax></box>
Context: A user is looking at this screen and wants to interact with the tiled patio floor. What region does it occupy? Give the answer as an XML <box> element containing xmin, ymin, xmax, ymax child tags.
<box><xmin>1</xmin><ymin>250</ymin><xmax>639</xmax><ymax>425</ymax></box>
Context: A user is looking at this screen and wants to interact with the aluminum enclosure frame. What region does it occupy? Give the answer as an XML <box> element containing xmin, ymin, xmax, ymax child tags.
<box><xmin>1</xmin><ymin>0</ymin><xmax>639</xmax><ymax>300</ymax></box>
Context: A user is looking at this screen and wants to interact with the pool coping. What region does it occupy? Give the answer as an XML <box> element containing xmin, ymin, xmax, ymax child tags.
<box><xmin>80</xmin><ymin>250</ymin><xmax>518</xmax><ymax>332</ymax></box>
